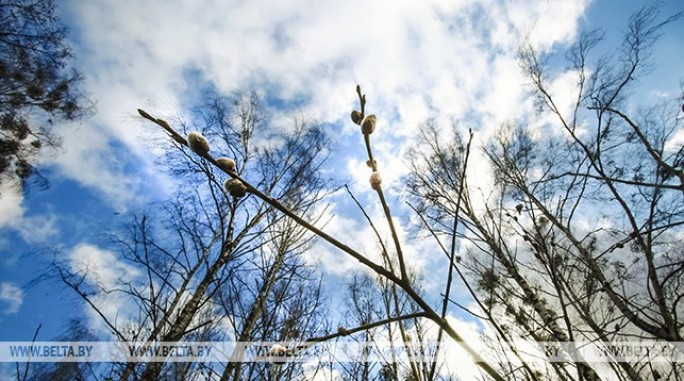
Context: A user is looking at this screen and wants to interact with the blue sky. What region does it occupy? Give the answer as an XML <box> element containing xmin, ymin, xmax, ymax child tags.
<box><xmin>0</xmin><ymin>0</ymin><xmax>682</xmax><ymax>370</ymax></box>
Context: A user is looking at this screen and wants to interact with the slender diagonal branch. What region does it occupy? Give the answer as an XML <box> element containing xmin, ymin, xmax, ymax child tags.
<box><xmin>355</xmin><ymin>87</ymin><xmax>409</xmax><ymax>282</ymax></box>
<box><xmin>138</xmin><ymin>106</ymin><xmax>507</xmax><ymax>381</ymax></box>
<box><xmin>430</xmin><ymin>128</ymin><xmax>472</xmax><ymax>381</ymax></box>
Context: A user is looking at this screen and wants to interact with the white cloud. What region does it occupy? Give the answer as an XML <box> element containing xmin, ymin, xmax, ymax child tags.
<box><xmin>0</xmin><ymin>182</ymin><xmax>24</xmax><ymax>229</ymax></box>
<box><xmin>15</xmin><ymin>214</ymin><xmax>59</xmax><ymax>244</ymax></box>
<box><xmin>45</xmin><ymin>121</ymin><xmax>149</xmax><ymax>210</ymax></box>
<box><xmin>0</xmin><ymin>282</ymin><xmax>24</xmax><ymax>314</ymax></box>
<box><xmin>0</xmin><ymin>181</ymin><xmax>58</xmax><ymax>244</ymax></box>
<box><xmin>68</xmin><ymin>243</ymin><xmax>141</xmax><ymax>332</ymax></box>
<box><xmin>69</xmin><ymin>244</ymin><xmax>137</xmax><ymax>289</ymax></box>
<box><xmin>66</xmin><ymin>243</ymin><xmax>221</xmax><ymax>337</ymax></box>
<box><xmin>309</xmin><ymin>213</ymin><xmax>368</xmax><ymax>276</ymax></box>
<box><xmin>51</xmin><ymin>0</ymin><xmax>594</xmax><ymax>209</ymax></box>
<box><xmin>60</xmin><ymin>0</ymin><xmax>592</xmax><ymax>171</ymax></box>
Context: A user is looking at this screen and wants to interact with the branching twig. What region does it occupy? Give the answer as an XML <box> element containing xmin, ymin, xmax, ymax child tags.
<box><xmin>430</xmin><ymin>128</ymin><xmax>472</xmax><ymax>381</ymax></box>
<box><xmin>354</xmin><ymin>87</ymin><xmax>410</xmax><ymax>282</ymax></box>
<box><xmin>138</xmin><ymin>95</ymin><xmax>508</xmax><ymax>381</ymax></box>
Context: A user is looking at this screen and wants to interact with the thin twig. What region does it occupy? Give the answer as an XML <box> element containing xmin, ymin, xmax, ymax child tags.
<box><xmin>355</xmin><ymin>86</ymin><xmax>409</xmax><ymax>282</ymax></box>
<box><xmin>430</xmin><ymin>128</ymin><xmax>473</xmax><ymax>380</ymax></box>
<box><xmin>343</xmin><ymin>184</ymin><xmax>394</xmax><ymax>272</ymax></box>
<box><xmin>19</xmin><ymin>324</ymin><xmax>41</xmax><ymax>381</ymax></box>
<box><xmin>138</xmin><ymin>106</ymin><xmax>508</xmax><ymax>381</ymax></box>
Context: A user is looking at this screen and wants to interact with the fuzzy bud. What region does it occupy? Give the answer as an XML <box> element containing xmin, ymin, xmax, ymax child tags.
<box><xmin>187</xmin><ymin>131</ymin><xmax>210</xmax><ymax>154</ymax></box>
<box><xmin>361</xmin><ymin>114</ymin><xmax>376</xmax><ymax>135</ymax></box>
<box><xmin>350</xmin><ymin>110</ymin><xmax>363</xmax><ymax>125</ymax></box>
<box><xmin>216</xmin><ymin>157</ymin><xmax>236</xmax><ymax>172</ymax></box>
<box><xmin>224</xmin><ymin>178</ymin><xmax>247</xmax><ymax>198</ymax></box>
<box><xmin>268</xmin><ymin>344</ymin><xmax>288</xmax><ymax>364</ymax></box>
<box><xmin>369</xmin><ymin>171</ymin><xmax>382</xmax><ymax>191</ymax></box>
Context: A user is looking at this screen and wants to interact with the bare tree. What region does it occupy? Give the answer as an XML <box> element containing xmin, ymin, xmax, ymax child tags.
<box><xmin>137</xmin><ymin>83</ymin><xmax>509</xmax><ymax>381</ymax></box>
<box><xmin>52</xmin><ymin>93</ymin><xmax>332</xmax><ymax>381</ymax></box>
<box><xmin>345</xmin><ymin>273</ymin><xmax>452</xmax><ymax>381</ymax></box>
<box><xmin>23</xmin><ymin>320</ymin><xmax>105</xmax><ymax>381</ymax></box>
<box><xmin>406</xmin><ymin>4</ymin><xmax>683</xmax><ymax>381</ymax></box>
<box><xmin>110</xmin><ymin>6</ymin><xmax>682</xmax><ymax>381</ymax></box>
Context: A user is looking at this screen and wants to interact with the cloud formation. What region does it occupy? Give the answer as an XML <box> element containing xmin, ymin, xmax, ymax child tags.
<box><xmin>54</xmin><ymin>0</ymin><xmax>590</xmax><ymax>255</ymax></box>
<box><xmin>0</xmin><ymin>182</ymin><xmax>58</xmax><ymax>243</ymax></box>
<box><xmin>0</xmin><ymin>282</ymin><xmax>23</xmax><ymax>314</ymax></box>
<box><xmin>68</xmin><ymin>243</ymin><xmax>141</xmax><ymax>331</ymax></box>
<box><xmin>54</xmin><ymin>0</ymin><xmax>590</xmax><ymax>207</ymax></box>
